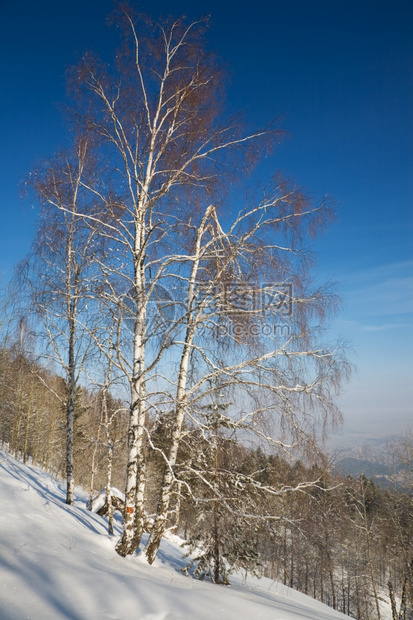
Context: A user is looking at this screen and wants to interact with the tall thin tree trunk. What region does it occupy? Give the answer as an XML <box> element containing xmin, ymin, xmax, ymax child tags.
<box><xmin>100</xmin><ymin>380</ymin><xmax>115</xmax><ymax>535</ymax></box>
<box><xmin>116</xmin><ymin>248</ymin><xmax>147</xmax><ymax>556</ymax></box>
<box><xmin>116</xmin><ymin>381</ymin><xmax>146</xmax><ymax>555</ymax></box>
<box><xmin>66</xmin><ymin>306</ymin><xmax>77</xmax><ymax>505</ymax></box>
<box><xmin>362</xmin><ymin>493</ymin><xmax>381</xmax><ymax>620</ymax></box>
<box><xmin>88</xmin><ymin>421</ymin><xmax>101</xmax><ymax>509</ymax></box>
<box><xmin>213</xmin><ymin>500</ymin><xmax>220</xmax><ymax>584</ymax></box>
<box><xmin>145</xmin><ymin>208</ymin><xmax>212</xmax><ymax>564</ymax></box>
<box><xmin>106</xmin><ymin>443</ymin><xmax>114</xmax><ymax>535</ymax></box>
<box><xmin>388</xmin><ymin>581</ymin><xmax>398</xmax><ymax>620</ymax></box>
<box><xmin>144</xmin><ymin>398</ymin><xmax>185</xmax><ymax>562</ymax></box>
<box><xmin>66</xmin><ymin>387</ymin><xmax>75</xmax><ymax>505</ymax></box>
<box><xmin>213</xmin><ymin>426</ymin><xmax>220</xmax><ymax>584</ymax></box>
<box><xmin>22</xmin><ymin>385</ymin><xmax>33</xmax><ymax>464</ymax></box>
<box><xmin>329</xmin><ymin>563</ymin><xmax>336</xmax><ymax>610</ymax></box>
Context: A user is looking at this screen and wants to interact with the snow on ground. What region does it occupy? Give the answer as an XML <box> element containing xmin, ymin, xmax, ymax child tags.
<box><xmin>0</xmin><ymin>449</ymin><xmax>348</xmax><ymax>620</ymax></box>
<box><xmin>90</xmin><ymin>487</ymin><xmax>125</xmax><ymax>513</ymax></box>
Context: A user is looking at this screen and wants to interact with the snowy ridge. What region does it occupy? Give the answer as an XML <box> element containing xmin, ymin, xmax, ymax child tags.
<box><xmin>0</xmin><ymin>449</ymin><xmax>347</xmax><ymax>619</ymax></box>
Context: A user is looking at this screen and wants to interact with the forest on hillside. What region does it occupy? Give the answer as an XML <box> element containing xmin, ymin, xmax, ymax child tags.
<box><xmin>0</xmin><ymin>341</ymin><xmax>412</xmax><ymax>620</ymax></box>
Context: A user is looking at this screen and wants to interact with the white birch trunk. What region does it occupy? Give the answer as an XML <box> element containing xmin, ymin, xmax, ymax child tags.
<box><xmin>65</xmin><ymin>386</ymin><xmax>75</xmax><ymax>505</ymax></box>
<box><xmin>101</xmin><ymin>381</ymin><xmax>114</xmax><ymax>535</ymax></box>
<box><xmin>116</xmin><ymin>218</ymin><xmax>148</xmax><ymax>555</ymax></box>
<box><xmin>145</xmin><ymin>207</ymin><xmax>212</xmax><ymax>563</ymax></box>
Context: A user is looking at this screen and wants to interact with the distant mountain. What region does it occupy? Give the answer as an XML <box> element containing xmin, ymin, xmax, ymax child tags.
<box><xmin>334</xmin><ymin>457</ymin><xmax>409</xmax><ymax>491</ymax></box>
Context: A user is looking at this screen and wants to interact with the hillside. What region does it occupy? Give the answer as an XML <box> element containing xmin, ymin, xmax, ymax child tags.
<box><xmin>0</xmin><ymin>448</ymin><xmax>348</xmax><ymax>620</ymax></box>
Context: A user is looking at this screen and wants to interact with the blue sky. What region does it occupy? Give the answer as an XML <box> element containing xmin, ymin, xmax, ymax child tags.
<box><xmin>0</xmin><ymin>0</ymin><xmax>412</xmax><ymax>446</ymax></box>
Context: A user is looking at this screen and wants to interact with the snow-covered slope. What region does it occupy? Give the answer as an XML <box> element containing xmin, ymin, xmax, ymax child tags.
<box><xmin>0</xmin><ymin>449</ymin><xmax>347</xmax><ymax>620</ymax></box>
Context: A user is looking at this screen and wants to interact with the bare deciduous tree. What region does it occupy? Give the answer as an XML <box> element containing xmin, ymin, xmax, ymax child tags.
<box><xmin>63</xmin><ymin>7</ymin><xmax>280</xmax><ymax>557</ymax></box>
<box><xmin>19</xmin><ymin>141</ymin><xmax>100</xmax><ymax>504</ymax></box>
<box><xmin>27</xmin><ymin>5</ymin><xmax>349</xmax><ymax>564</ymax></box>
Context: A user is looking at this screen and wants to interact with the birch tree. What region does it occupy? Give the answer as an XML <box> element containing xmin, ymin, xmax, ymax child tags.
<box><xmin>35</xmin><ymin>4</ymin><xmax>349</xmax><ymax>561</ymax></box>
<box><xmin>64</xmin><ymin>6</ymin><xmax>280</xmax><ymax>557</ymax></box>
<box><xmin>20</xmin><ymin>141</ymin><xmax>99</xmax><ymax>504</ymax></box>
<box><xmin>144</xmin><ymin>182</ymin><xmax>347</xmax><ymax>563</ymax></box>
<box><xmin>88</xmin><ymin>330</ymin><xmax>128</xmax><ymax>535</ymax></box>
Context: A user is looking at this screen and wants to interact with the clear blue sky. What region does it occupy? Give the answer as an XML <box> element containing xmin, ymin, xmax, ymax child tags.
<box><xmin>1</xmin><ymin>0</ymin><xmax>412</xmax><ymax>446</ymax></box>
